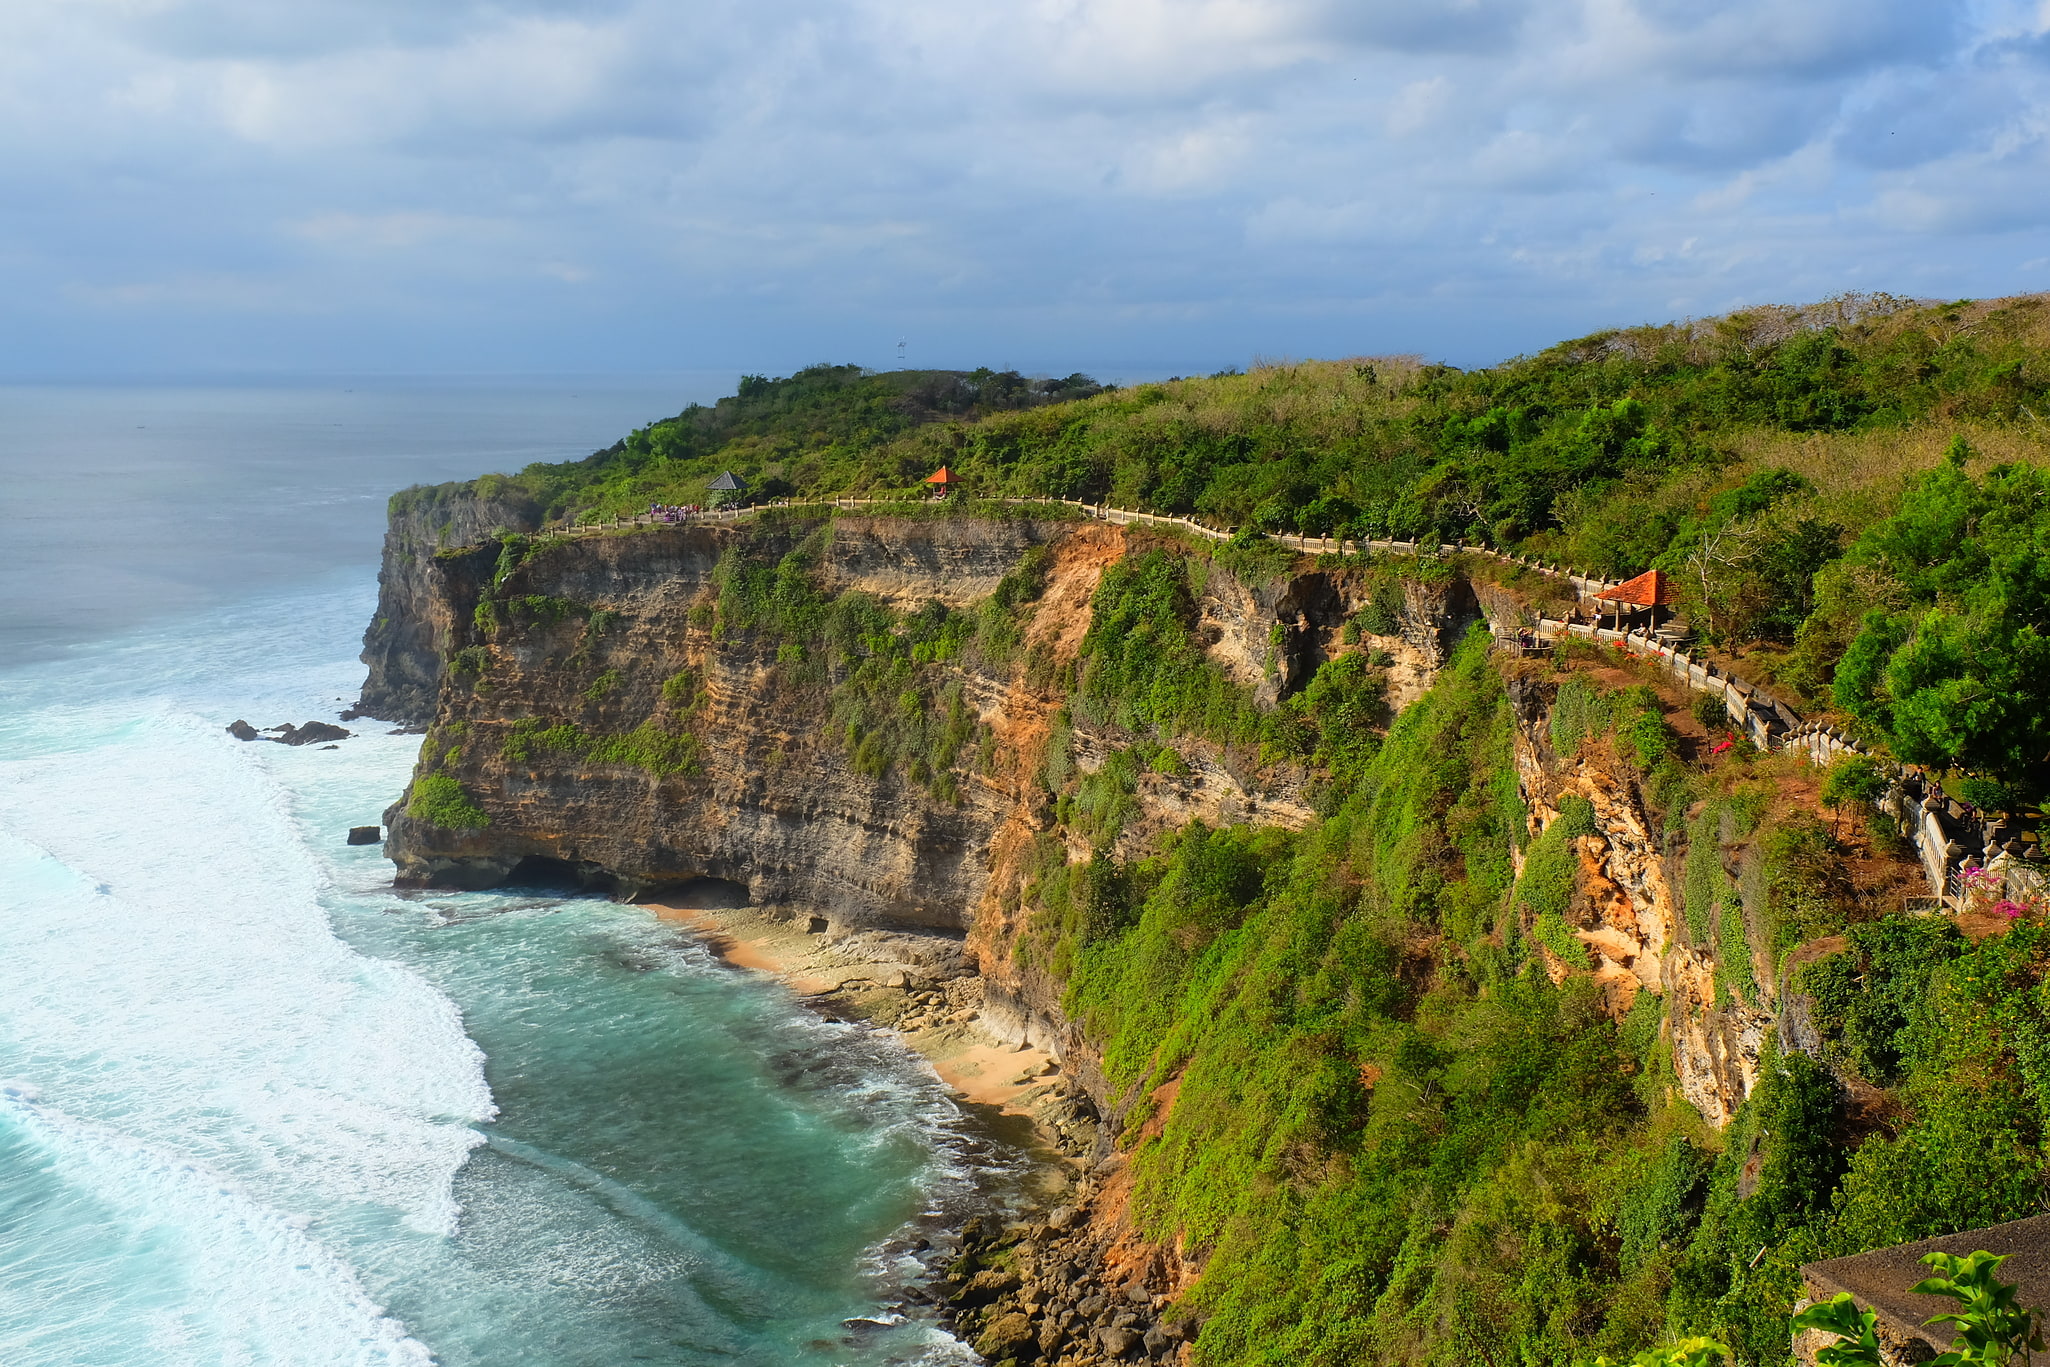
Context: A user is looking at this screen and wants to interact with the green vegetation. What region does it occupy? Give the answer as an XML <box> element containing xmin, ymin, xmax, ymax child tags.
<box><xmin>405</xmin><ymin>775</ymin><xmax>490</xmax><ymax>830</ymax></box>
<box><xmin>501</xmin><ymin>718</ymin><xmax>701</xmax><ymax>777</ymax></box>
<box><xmin>1910</xmin><ymin>1249</ymin><xmax>2046</xmax><ymax>1365</ymax></box>
<box><xmin>1007</xmin><ymin>600</ymin><xmax>2050</xmax><ymax>1364</ymax></box>
<box><xmin>1518</xmin><ymin>795</ymin><xmax>1597</xmax><ymax>969</ymax></box>
<box><xmin>1594</xmin><ymin>1339</ymin><xmax>1733</xmax><ymax>1367</ymax></box>
<box><xmin>414</xmin><ymin>292</ymin><xmax>2050</xmax><ymax>788</ymax></box>
<box><xmin>1827</xmin><ymin>453</ymin><xmax>2050</xmax><ymax>800</ymax></box>
<box><xmin>432</xmin><ymin>364</ymin><xmax>1102</xmax><ymax>523</ymax></box>
<box><xmin>1791</xmin><ymin>1294</ymin><xmax>1884</xmax><ymax>1367</ymax></box>
<box><xmin>1076</xmin><ymin>550</ymin><xmax>1260</xmax><ymax>744</ymax></box>
<box><xmin>1795</xmin><ymin>1250</ymin><xmax>2047</xmax><ymax>1367</ymax></box>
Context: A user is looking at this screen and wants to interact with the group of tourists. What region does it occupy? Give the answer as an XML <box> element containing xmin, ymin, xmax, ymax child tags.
<box><xmin>647</xmin><ymin>502</ymin><xmax>707</xmax><ymax>523</ymax></box>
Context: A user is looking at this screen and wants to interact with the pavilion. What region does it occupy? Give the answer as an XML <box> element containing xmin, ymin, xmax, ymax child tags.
<box><xmin>924</xmin><ymin>466</ymin><xmax>961</xmax><ymax>496</ymax></box>
<box><xmin>1593</xmin><ymin>568</ymin><xmax>1675</xmax><ymax>634</ymax></box>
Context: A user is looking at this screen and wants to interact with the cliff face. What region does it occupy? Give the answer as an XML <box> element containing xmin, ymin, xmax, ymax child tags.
<box><xmin>376</xmin><ymin>510</ymin><xmax>1771</xmax><ymax>1122</ymax></box>
<box><xmin>1504</xmin><ymin>673</ymin><xmax>1774</xmax><ymax>1125</ymax></box>
<box><xmin>356</xmin><ymin>480</ymin><xmax>545</xmax><ymax>725</ymax></box>
<box><xmin>383</xmin><ymin>517</ymin><xmax>1382</xmax><ymax>919</ymax></box>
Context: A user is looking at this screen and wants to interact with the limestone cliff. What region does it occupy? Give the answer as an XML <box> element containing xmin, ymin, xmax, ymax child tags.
<box><xmin>382</xmin><ymin>516</ymin><xmax>1378</xmax><ymax>910</ymax></box>
<box><xmin>356</xmin><ymin>479</ymin><xmax>546</xmax><ymax>725</ymax></box>
<box><xmin>1503</xmin><ymin>672</ymin><xmax>1777</xmax><ymax>1125</ymax></box>
<box><xmin>373</xmin><ymin>503</ymin><xmax>1788</xmax><ymax>1117</ymax></box>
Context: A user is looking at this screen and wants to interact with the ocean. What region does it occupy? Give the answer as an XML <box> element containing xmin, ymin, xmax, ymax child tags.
<box><xmin>0</xmin><ymin>381</ymin><xmax>996</xmax><ymax>1366</ymax></box>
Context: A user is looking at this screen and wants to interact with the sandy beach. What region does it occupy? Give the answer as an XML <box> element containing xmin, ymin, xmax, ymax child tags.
<box><xmin>645</xmin><ymin>899</ymin><xmax>1068</xmax><ymax>1118</ymax></box>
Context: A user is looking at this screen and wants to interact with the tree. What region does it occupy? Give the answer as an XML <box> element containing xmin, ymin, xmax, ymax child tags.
<box><xmin>1821</xmin><ymin>754</ymin><xmax>1887</xmax><ymax>834</ymax></box>
<box><xmin>1834</xmin><ymin>459</ymin><xmax>2050</xmax><ymax>802</ymax></box>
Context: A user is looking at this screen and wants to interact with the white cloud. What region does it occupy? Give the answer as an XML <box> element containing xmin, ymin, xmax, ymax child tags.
<box><xmin>0</xmin><ymin>0</ymin><xmax>2044</xmax><ymax>376</ymax></box>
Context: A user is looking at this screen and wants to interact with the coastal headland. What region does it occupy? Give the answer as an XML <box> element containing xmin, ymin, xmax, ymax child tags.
<box><xmin>359</xmin><ymin>318</ymin><xmax>2050</xmax><ymax>1366</ymax></box>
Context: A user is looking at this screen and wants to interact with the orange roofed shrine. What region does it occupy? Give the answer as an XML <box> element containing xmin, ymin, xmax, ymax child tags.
<box><xmin>1602</xmin><ymin>568</ymin><xmax>1674</xmax><ymax>607</ymax></box>
<box><xmin>924</xmin><ymin>466</ymin><xmax>961</xmax><ymax>485</ymax></box>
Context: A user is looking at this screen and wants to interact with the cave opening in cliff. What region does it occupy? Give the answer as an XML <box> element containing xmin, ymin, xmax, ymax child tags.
<box><xmin>503</xmin><ymin>855</ymin><xmax>619</xmax><ymax>895</ymax></box>
<box><xmin>656</xmin><ymin>876</ymin><xmax>751</xmax><ymax>909</ymax></box>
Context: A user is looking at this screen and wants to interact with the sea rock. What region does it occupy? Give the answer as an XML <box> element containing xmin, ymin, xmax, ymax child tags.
<box><xmin>348</xmin><ymin>826</ymin><xmax>382</xmax><ymax>846</ymax></box>
<box><xmin>226</xmin><ymin>720</ymin><xmax>259</xmax><ymax>741</ymax></box>
<box><xmin>272</xmin><ymin>721</ymin><xmax>351</xmax><ymax>746</ymax></box>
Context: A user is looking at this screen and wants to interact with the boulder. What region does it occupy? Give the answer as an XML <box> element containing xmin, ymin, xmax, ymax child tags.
<box><xmin>973</xmin><ymin>1311</ymin><xmax>1037</xmax><ymax>1363</ymax></box>
<box><xmin>959</xmin><ymin>1268</ymin><xmax>1022</xmax><ymax>1305</ymax></box>
<box><xmin>274</xmin><ymin>721</ymin><xmax>351</xmax><ymax>746</ymax></box>
<box><xmin>1097</xmin><ymin>1325</ymin><xmax>1139</xmax><ymax>1357</ymax></box>
<box><xmin>348</xmin><ymin>826</ymin><xmax>382</xmax><ymax>846</ymax></box>
<box><xmin>226</xmin><ymin>720</ymin><xmax>259</xmax><ymax>741</ymax></box>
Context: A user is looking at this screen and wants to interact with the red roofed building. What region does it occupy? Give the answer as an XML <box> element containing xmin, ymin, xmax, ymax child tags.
<box><xmin>1605</xmin><ymin>568</ymin><xmax>1674</xmax><ymax>607</ymax></box>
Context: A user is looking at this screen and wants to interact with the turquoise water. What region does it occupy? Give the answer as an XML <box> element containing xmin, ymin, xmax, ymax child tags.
<box><xmin>0</xmin><ymin>385</ymin><xmax>994</xmax><ymax>1365</ymax></box>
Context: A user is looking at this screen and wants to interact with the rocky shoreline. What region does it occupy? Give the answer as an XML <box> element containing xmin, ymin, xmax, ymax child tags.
<box><xmin>646</xmin><ymin>898</ymin><xmax>1195</xmax><ymax>1367</ymax></box>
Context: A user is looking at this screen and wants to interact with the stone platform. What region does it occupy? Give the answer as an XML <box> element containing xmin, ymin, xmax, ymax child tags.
<box><xmin>1799</xmin><ymin>1213</ymin><xmax>2050</xmax><ymax>1363</ymax></box>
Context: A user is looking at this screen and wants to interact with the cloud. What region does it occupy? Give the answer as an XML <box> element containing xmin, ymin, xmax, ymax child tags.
<box><xmin>0</xmin><ymin>0</ymin><xmax>2044</xmax><ymax>378</ymax></box>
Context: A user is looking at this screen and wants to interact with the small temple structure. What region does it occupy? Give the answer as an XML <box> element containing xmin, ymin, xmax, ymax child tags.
<box><xmin>924</xmin><ymin>466</ymin><xmax>961</xmax><ymax>497</ymax></box>
<box><xmin>1606</xmin><ymin>567</ymin><xmax>1674</xmax><ymax>607</ymax></box>
<box><xmin>1593</xmin><ymin>567</ymin><xmax>1674</xmax><ymax>632</ymax></box>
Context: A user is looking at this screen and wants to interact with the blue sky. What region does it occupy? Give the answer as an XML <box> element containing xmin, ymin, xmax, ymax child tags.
<box><xmin>4</xmin><ymin>0</ymin><xmax>2047</xmax><ymax>379</ymax></box>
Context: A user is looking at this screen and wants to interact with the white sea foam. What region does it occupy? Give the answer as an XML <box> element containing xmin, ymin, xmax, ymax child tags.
<box><xmin>0</xmin><ymin>680</ymin><xmax>498</xmax><ymax>1363</ymax></box>
<box><xmin>0</xmin><ymin>711</ymin><xmax>491</xmax><ymax>1234</ymax></box>
<box><xmin>0</xmin><ymin>1092</ymin><xmax>435</xmax><ymax>1367</ymax></box>
<box><xmin>0</xmin><ymin>583</ymin><xmax>994</xmax><ymax>1365</ymax></box>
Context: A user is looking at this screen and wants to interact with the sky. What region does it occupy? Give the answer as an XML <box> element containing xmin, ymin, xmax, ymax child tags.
<box><xmin>3</xmin><ymin>0</ymin><xmax>2049</xmax><ymax>380</ymax></box>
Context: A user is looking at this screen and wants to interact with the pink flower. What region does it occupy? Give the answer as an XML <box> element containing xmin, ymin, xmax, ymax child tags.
<box><xmin>1994</xmin><ymin>900</ymin><xmax>2028</xmax><ymax>921</ymax></box>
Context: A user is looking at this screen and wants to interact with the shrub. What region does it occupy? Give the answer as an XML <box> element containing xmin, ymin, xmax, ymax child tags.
<box><xmin>406</xmin><ymin>775</ymin><xmax>490</xmax><ymax>830</ymax></box>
